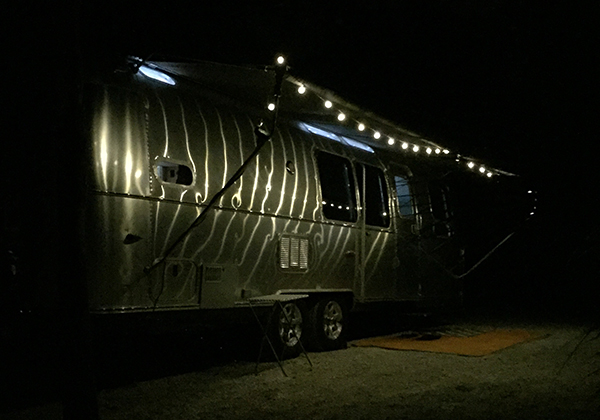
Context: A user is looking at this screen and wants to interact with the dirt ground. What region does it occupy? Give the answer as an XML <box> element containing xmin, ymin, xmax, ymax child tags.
<box><xmin>3</xmin><ymin>314</ymin><xmax>600</xmax><ymax>420</ymax></box>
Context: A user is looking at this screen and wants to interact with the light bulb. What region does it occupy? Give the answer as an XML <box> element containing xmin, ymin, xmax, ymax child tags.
<box><xmin>402</xmin><ymin>142</ymin><xmax>409</xmax><ymax>149</ymax></box>
<box><xmin>443</xmin><ymin>149</ymin><xmax>449</xmax><ymax>154</ymax></box>
<box><xmin>358</xmin><ymin>123</ymin><xmax>365</xmax><ymax>131</ymax></box>
<box><xmin>487</xmin><ymin>172</ymin><xmax>492</xmax><ymax>178</ymax></box>
<box><xmin>298</xmin><ymin>85</ymin><xmax>306</xmax><ymax>94</ymax></box>
<box><xmin>479</xmin><ymin>166</ymin><xmax>486</xmax><ymax>173</ymax></box>
<box><xmin>426</xmin><ymin>148</ymin><xmax>432</xmax><ymax>154</ymax></box>
<box><xmin>338</xmin><ymin>112</ymin><xmax>346</xmax><ymax>121</ymax></box>
<box><xmin>468</xmin><ymin>162</ymin><xmax>475</xmax><ymax>169</ymax></box>
<box><xmin>267</xmin><ymin>103</ymin><xmax>276</xmax><ymax>111</ymax></box>
<box><xmin>388</xmin><ymin>137</ymin><xmax>395</xmax><ymax>145</ymax></box>
<box><xmin>412</xmin><ymin>145</ymin><xmax>419</xmax><ymax>152</ymax></box>
<box><xmin>373</xmin><ymin>131</ymin><xmax>381</xmax><ymax>139</ymax></box>
<box><xmin>276</xmin><ymin>56</ymin><xmax>285</xmax><ymax>65</ymax></box>
<box><xmin>324</xmin><ymin>100</ymin><xmax>333</xmax><ymax>108</ymax></box>
<box><xmin>435</xmin><ymin>148</ymin><xmax>441</xmax><ymax>154</ymax></box>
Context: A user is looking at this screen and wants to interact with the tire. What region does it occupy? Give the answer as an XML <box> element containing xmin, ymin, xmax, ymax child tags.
<box><xmin>267</xmin><ymin>301</ymin><xmax>305</xmax><ymax>359</ymax></box>
<box><xmin>305</xmin><ymin>297</ymin><xmax>347</xmax><ymax>351</ymax></box>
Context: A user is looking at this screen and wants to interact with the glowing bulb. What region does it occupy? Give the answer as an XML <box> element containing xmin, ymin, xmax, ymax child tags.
<box><xmin>267</xmin><ymin>103</ymin><xmax>276</xmax><ymax>111</ymax></box>
<box><xmin>298</xmin><ymin>85</ymin><xmax>306</xmax><ymax>94</ymax></box>
<box><xmin>479</xmin><ymin>166</ymin><xmax>486</xmax><ymax>173</ymax></box>
<box><xmin>443</xmin><ymin>149</ymin><xmax>450</xmax><ymax>154</ymax></box>
<box><xmin>358</xmin><ymin>123</ymin><xmax>365</xmax><ymax>131</ymax></box>
<box><xmin>467</xmin><ymin>162</ymin><xmax>475</xmax><ymax>169</ymax></box>
<box><xmin>387</xmin><ymin>137</ymin><xmax>395</xmax><ymax>145</ymax></box>
<box><xmin>487</xmin><ymin>172</ymin><xmax>493</xmax><ymax>178</ymax></box>
<box><xmin>426</xmin><ymin>148</ymin><xmax>432</xmax><ymax>154</ymax></box>
<box><xmin>373</xmin><ymin>131</ymin><xmax>381</xmax><ymax>139</ymax></box>
<box><xmin>435</xmin><ymin>148</ymin><xmax>441</xmax><ymax>154</ymax></box>
<box><xmin>412</xmin><ymin>145</ymin><xmax>419</xmax><ymax>152</ymax></box>
<box><xmin>324</xmin><ymin>100</ymin><xmax>333</xmax><ymax>108</ymax></box>
<box><xmin>338</xmin><ymin>112</ymin><xmax>346</xmax><ymax>121</ymax></box>
<box><xmin>402</xmin><ymin>142</ymin><xmax>409</xmax><ymax>150</ymax></box>
<box><xmin>276</xmin><ymin>56</ymin><xmax>285</xmax><ymax>65</ymax></box>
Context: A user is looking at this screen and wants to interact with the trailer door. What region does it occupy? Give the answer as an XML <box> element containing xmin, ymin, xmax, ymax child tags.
<box><xmin>356</xmin><ymin>163</ymin><xmax>396</xmax><ymax>301</ymax></box>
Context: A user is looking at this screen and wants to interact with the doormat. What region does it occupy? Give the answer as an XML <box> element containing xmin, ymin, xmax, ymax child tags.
<box><xmin>351</xmin><ymin>329</ymin><xmax>545</xmax><ymax>356</ymax></box>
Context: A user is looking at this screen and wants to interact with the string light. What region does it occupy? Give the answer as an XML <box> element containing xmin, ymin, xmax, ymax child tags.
<box><xmin>267</xmin><ymin>103</ymin><xmax>276</xmax><ymax>111</ymax></box>
<box><xmin>277</xmin><ymin>60</ymin><xmax>506</xmax><ymax>178</ymax></box>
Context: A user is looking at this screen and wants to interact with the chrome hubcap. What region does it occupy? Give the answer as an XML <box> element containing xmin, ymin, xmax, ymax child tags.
<box><xmin>278</xmin><ymin>303</ymin><xmax>303</xmax><ymax>347</ymax></box>
<box><xmin>322</xmin><ymin>301</ymin><xmax>343</xmax><ymax>340</ymax></box>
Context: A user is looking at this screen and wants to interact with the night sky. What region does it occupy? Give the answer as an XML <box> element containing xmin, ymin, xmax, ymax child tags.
<box><xmin>8</xmin><ymin>1</ymin><xmax>598</xmax><ymax>313</ymax></box>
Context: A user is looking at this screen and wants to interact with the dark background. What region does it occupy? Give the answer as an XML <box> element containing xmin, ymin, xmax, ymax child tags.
<box><xmin>5</xmin><ymin>1</ymin><xmax>597</xmax><ymax>315</ymax></box>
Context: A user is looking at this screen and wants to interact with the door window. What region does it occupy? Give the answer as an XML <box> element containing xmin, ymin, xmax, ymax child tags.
<box><xmin>358</xmin><ymin>164</ymin><xmax>390</xmax><ymax>227</ymax></box>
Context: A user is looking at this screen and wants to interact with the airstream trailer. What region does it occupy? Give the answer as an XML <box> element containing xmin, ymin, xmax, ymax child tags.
<box><xmin>2</xmin><ymin>56</ymin><xmax>532</xmax><ymax>355</ymax></box>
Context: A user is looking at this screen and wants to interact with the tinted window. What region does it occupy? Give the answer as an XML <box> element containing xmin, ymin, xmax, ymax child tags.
<box><xmin>316</xmin><ymin>152</ymin><xmax>357</xmax><ymax>222</ymax></box>
<box><xmin>358</xmin><ymin>164</ymin><xmax>390</xmax><ymax>227</ymax></box>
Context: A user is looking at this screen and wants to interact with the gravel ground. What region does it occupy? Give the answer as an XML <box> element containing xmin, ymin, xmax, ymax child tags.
<box><xmin>4</xmin><ymin>317</ymin><xmax>600</xmax><ymax>420</ymax></box>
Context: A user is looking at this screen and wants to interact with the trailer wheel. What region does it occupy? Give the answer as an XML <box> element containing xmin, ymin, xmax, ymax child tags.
<box><xmin>306</xmin><ymin>298</ymin><xmax>347</xmax><ymax>351</ymax></box>
<box><xmin>268</xmin><ymin>301</ymin><xmax>305</xmax><ymax>359</ymax></box>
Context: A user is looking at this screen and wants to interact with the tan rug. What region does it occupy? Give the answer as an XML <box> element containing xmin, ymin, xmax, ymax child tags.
<box><xmin>352</xmin><ymin>329</ymin><xmax>544</xmax><ymax>356</ymax></box>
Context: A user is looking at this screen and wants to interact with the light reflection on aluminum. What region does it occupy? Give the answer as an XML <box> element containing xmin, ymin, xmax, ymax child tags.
<box><xmin>298</xmin><ymin>122</ymin><xmax>374</xmax><ymax>153</ymax></box>
<box><xmin>139</xmin><ymin>65</ymin><xmax>176</xmax><ymax>86</ymax></box>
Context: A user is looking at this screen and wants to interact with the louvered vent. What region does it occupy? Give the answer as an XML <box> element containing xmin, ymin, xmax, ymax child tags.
<box><xmin>279</xmin><ymin>235</ymin><xmax>309</xmax><ymax>270</ymax></box>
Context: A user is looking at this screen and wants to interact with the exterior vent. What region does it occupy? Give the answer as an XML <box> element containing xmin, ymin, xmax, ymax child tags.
<box><xmin>279</xmin><ymin>235</ymin><xmax>309</xmax><ymax>271</ymax></box>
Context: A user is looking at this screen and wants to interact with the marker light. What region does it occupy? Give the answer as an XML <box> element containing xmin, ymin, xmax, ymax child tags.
<box><xmin>298</xmin><ymin>85</ymin><xmax>306</xmax><ymax>94</ymax></box>
<box><xmin>358</xmin><ymin>123</ymin><xmax>365</xmax><ymax>131</ymax></box>
<box><xmin>373</xmin><ymin>131</ymin><xmax>381</xmax><ymax>139</ymax></box>
<box><xmin>324</xmin><ymin>100</ymin><xmax>333</xmax><ymax>108</ymax></box>
<box><xmin>402</xmin><ymin>142</ymin><xmax>409</xmax><ymax>150</ymax></box>
<box><xmin>387</xmin><ymin>138</ymin><xmax>395</xmax><ymax>145</ymax></box>
<box><xmin>267</xmin><ymin>103</ymin><xmax>276</xmax><ymax>111</ymax></box>
<box><xmin>138</xmin><ymin>65</ymin><xmax>176</xmax><ymax>86</ymax></box>
<box><xmin>337</xmin><ymin>112</ymin><xmax>346</xmax><ymax>121</ymax></box>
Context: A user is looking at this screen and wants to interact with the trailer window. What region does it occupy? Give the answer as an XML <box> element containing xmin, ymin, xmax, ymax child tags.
<box><xmin>156</xmin><ymin>161</ymin><xmax>193</xmax><ymax>186</ymax></box>
<box><xmin>316</xmin><ymin>152</ymin><xmax>357</xmax><ymax>223</ymax></box>
<box><xmin>394</xmin><ymin>175</ymin><xmax>414</xmax><ymax>217</ymax></box>
<box><xmin>358</xmin><ymin>164</ymin><xmax>390</xmax><ymax>227</ymax></box>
